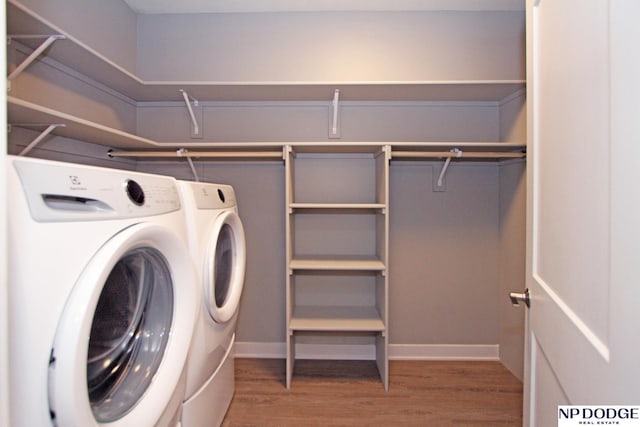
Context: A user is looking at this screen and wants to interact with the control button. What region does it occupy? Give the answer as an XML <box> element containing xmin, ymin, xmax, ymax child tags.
<box><xmin>217</xmin><ymin>189</ymin><xmax>225</xmax><ymax>203</ymax></box>
<box><xmin>125</xmin><ymin>180</ymin><xmax>145</xmax><ymax>206</ymax></box>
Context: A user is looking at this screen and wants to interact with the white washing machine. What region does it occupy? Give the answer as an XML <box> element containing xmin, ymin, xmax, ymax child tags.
<box><xmin>7</xmin><ymin>156</ymin><xmax>198</xmax><ymax>427</ymax></box>
<box><xmin>177</xmin><ymin>180</ymin><xmax>246</xmax><ymax>427</ymax></box>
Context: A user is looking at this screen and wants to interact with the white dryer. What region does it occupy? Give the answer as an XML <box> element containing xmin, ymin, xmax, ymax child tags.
<box><xmin>7</xmin><ymin>156</ymin><xmax>198</xmax><ymax>427</ymax></box>
<box><xmin>177</xmin><ymin>180</ymin><xmax>246</xmax><ymax>427</ymax></box>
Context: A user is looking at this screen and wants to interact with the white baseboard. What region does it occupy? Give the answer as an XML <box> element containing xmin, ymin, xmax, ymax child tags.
<box><xmin>388</xmin><ymin>344</ymin><xmax>499</xmax><ymax>361</ymax></box>
<box><xmin>234</xmin><ymin>341</ymin><xmax>285</xmax><ymax>359</ymax></box>
<box><xmin>234</xmin><ymin>342</ymin><xmax>499</xmax><ymax>361</ymax></box>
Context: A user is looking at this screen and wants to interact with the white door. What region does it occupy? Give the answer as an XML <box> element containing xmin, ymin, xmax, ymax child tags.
<box><xmin>0</xmin><ymin>5</ymin><xmax>8</xmax><ymax>425</ymax></box>
<box><xmin>524</xmin><ymin>0</ymin><xmax>640</xmax><ymax>425</ymax></box>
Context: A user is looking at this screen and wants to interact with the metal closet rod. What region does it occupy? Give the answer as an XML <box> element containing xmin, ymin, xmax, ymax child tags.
<box><xmin>107</xmin><ymin>148</ymin><xmax>525</xmax><ymax>160</ymax></box>
<box><xmin>391</xmin><ymin>150</ymin><xmax>526</xmax><ymax>159</ymax></box>
<box><xmin>107</xmin><ymin>149</ymin><xmax>284</xmax><ymax>159</ymax></box>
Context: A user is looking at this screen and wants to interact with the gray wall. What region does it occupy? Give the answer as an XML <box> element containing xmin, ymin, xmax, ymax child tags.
<box><xmin>15</xmin><ymin>0</ymin><xmax>138</xmax><ymax>72</ymax></box>
<box><xmin>136</xmin><ymin>11</ymin><xmax>525</xmax><ymax>82</ymax></box>
<box><xmin>10</xmin><ymin>2</ymin><xmax>524</xmax><ymax>84</ymax></box>
<box><xmin>388</xmin><ymin>162</ymin><xmax>500</xmax><ymax>344</ymax></box>
<box><xmin>498</xmin><ymin>91</ymin><xmax>527</xmax><ymax>380</ymax></box>
<box><xmin>498</xmin><ymin>160</ymin><xmax>526</xmax><ymax>379</ymax></box>
<box><xmin>136</xmin><ymin>101</ymin><xmax>499</xmax><ymax>142</ymax></box>
<box><xmin>133</xmin><ymin>98</ymin><xmax>521</xmax><ymax>348</ymax></box>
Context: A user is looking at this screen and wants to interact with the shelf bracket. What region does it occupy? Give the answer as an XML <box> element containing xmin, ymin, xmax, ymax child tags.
<box><xmin>177</xmin><ymin>148</ymin><xmax>200</xmax><ymax>182</ymax></box>
<box><xmin>180</xmin><ymin>89</ymin><xmax>203</xmax><ymax>139</ymax></box>
<box><xmin>329</xmin><ymin>89</ymin><xmax>341</xmax><ymax>139</ymax></box>
<box><xmin>434</xmin><ymin>148</ymin><xmax>462</xmax><ymax>192</ymax></box>
<box><xmin>13</xmin><ymin>123</ymin><xmax>65</xmax><ymax>156</ymax></box>
<box><xmin>7</xmin><ymin>35</ymin><xmax>65</xmax><ymax>91</ymax></box>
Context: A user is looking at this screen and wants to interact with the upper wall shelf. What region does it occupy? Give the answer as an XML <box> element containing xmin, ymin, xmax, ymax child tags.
<box><xmin>7</xmin><ymin>1</ymin><xmax>525</xmax><ymax>103</ymax></box>
<box><xmin>8</xmin><ymin>97</ymin><xmax>526</xmax><ymax>158</ymax></box>
<box><xmin>7</xmin><ymin>96</ymin><xmax>282</xmax><ymax>156</ymax></box>
<box><xmin>8</xmin><ymin>96</ymin><xmax>159</xmax><ymax>150</ymax></box>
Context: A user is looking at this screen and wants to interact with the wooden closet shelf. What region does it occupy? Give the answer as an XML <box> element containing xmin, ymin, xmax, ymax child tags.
<box><xmin>9</xmin><ymin>98</ymin><xmax>526</xmax><ymax>157</ymax></box>
<box><xmin>290</xmin><ymin>306</ymin><xmax>385</xmax><ymax>332</ymax></box>
<box><xmin>289</xmin><ymin>203</ymin><xmax>386</xmax><ymax>212</ymax></box>
<box><xmin>289</xmin><ymin>257</ymin><xmax>386</xmax><ymax>272</ymax></box>
<box><xmin>108</xmin><ymin>150</ymin><xmax>284</xmax><ymax>160</ymax></box>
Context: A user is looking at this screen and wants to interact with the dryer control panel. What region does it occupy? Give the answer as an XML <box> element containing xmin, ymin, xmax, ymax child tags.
<box><xmin>188</xmin><ymin>182</ymin><xmax>237</xmax><ymax>210</ymax></box>
<box><xmin>10</xmin><ymin>156</ymin><xmax>182</xmax><ymax>222</ymax></box>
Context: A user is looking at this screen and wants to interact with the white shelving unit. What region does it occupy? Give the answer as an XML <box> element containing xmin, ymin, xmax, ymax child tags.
<box><xmin>284</xmin><ymin>144</ymin><xmax>391</xmax><ymax>390</ymax></box>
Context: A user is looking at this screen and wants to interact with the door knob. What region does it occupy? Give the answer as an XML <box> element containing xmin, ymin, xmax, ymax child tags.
<box><xmin>509</xmin><ymin>288</ymin><xmax>530</xmax><ymax>308</ymax></box>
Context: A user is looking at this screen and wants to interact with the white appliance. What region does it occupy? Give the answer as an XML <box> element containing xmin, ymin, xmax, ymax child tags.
<box><xmin>7</xmin><ymin>156</ymin><xmax>198</xmax><ymax>427</ymax></box>
<box><xmin>178</xmin><ymin>180</ymin><xmax>246</xmax><ymax>427</ymax></box>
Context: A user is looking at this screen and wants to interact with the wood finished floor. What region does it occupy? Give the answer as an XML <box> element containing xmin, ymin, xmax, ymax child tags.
<box><xmin>222</xmin><ymin>359</ymin><xmax>523</xmax><ymax>426</ymax></box>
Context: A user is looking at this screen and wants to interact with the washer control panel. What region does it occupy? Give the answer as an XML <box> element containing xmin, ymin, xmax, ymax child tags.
<box><xmin>11</xmin><ymin>156</ymin><xmax>182</xmax><ymax>222</ymax></box>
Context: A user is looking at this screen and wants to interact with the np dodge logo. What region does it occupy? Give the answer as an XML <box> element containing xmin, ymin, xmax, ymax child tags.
<box><xmin>559</xmin><ymin>406</ymin><xmax>640</xmax><ymax>426</ymax></box>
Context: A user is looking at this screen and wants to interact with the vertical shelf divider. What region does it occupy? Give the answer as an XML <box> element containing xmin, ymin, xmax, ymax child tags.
<box><xmin>285</xmin><ymin>145</ymin><xmax>295</xmax><ymax>389</ymax></box>
<box><xmin>377</xmin><ymin>145</ymin><xmax>391</xmax><ymax>390</ymax></box>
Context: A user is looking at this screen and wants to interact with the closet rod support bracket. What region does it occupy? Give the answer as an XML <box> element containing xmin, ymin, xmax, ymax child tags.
<box><xmin>7</xmin><ymin>35</ymin><xmax>65</xmax><ymax>91</ymax></box>
<box><xmin>434</xmin><ymin>148</ymin><xmax>462</xmax><ymax>192</ymax></box>
<box><xmin>179</xmin><ymin>89</ymin><xmax>202</xmax><ymax>139</ymax></box>
<box><xmin>17</xmin><ymin>123</ymin><xmax>65</xmax><ymax>156</ymax></box>
<box><xmin>329</xmin><ymin>89</ymin><xmax>341</xmax><ymax>139</ymax></box>
<box><xmin>177</xmin><ymin>148</ymin><xmax>200</xmax><ymax>182</ymax></box>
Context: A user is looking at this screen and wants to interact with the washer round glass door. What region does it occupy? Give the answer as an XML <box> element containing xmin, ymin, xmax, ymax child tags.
<box><xmin>49</xmin><ymin>223</ymin><xmax>197</xmax><ymax>426</ymax></box>
<box><xmin>204</xmin><ymin>210</ymin><xmax>246</xmax><ymax>323</ymax></box>
<box><xmin>86</xmin><ymin>247</ymin><xmax>172</xmax><ymax>422</ymax></box>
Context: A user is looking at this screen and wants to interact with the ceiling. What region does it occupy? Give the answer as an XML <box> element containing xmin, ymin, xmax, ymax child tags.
<box><xmin>121</xmin><ymin>0</ymin><xmax>525</xmax><ymax>14</ymax></box>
